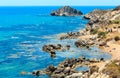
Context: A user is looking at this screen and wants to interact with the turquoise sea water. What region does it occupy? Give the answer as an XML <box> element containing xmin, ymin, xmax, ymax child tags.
<box><xmin>0</xmin><ymin>6</ymin><xmax>115</xmax><ymax>78</ymax></box>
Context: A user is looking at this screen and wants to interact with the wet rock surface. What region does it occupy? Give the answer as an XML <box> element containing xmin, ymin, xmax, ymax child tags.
<box><xmin>75</xmin><ymin>39</ymin><xmax>94</xmax><ymax>47</ymax></box>
<box><xmin>42</xmin><ymin>44</ymin><xmax>62</xmax><ymax>52</ymax></box>
<box><xmin>31</xmin><ymin>56</ymin><xmax>106</xmax><ymax>78</ymax></box>
<box><xmin>42</xmin><ymin>44</ymin><xmax>72</xmax><ymax>57</ymax></box>
<box><xmin>51</xmin><ymin>6</ymin><xmax>83</xmax><ymax>16</ymax></box>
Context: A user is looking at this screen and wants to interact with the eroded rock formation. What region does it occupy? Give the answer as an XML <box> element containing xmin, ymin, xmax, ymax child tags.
<box><xmin>51</xmin><ymin>6</ymin><xmax>83</xmax><ymax>16</ymax></box>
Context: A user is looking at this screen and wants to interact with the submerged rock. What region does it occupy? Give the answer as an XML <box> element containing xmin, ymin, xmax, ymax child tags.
<box><xmin>20</xmin><ymin>71</ymin><xmax>27</xmax><ymax>75</ymax></box>
<box><xmin>66</xmin><ymin>45</ymin><xmax>71</xmax><ymax>50</ymax></box>
<box><xmin>51</xmin><ymin>6</ymin><xmax>83</xmax><ymax>16</ymax></box>
<box><xmin>32</xmin><ymin>70</ymin><xmax>45</xmax><ymax>76</ymax></box>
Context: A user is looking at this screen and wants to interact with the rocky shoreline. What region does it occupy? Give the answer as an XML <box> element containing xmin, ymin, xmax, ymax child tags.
<box><xmin>31</xmin><ymin>56</ymin><xmax>105</xmax><ymax>78</ymax></box>
<box><xmin>22</xmin><ymin>6</ymin><xmax>120</xmax><ymax>78</ymax></box>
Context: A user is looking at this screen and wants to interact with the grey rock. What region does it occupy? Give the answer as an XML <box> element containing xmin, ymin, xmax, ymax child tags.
<box><xmin>51</xmin><ymin>6</ymin><xmax>83</xmax><ymax>16</ymax></box>
<box><xmin>46</xmin><ymin>65</ymin><xmax>56</xmax><ymax>74</ymax></box>
<box><xmin>54</xmin><ymin>68</ymin><xmax>64</xmax><ymax>74</ymax></box>
<box><xmin>63</xmin><ymin>67</ymin><xmax>71</xmax><ymax>74</ymax></box>
<box><xmin>75</xmin><ymin>39</ymin><xmax>94</xmax><ymax>47</ymax></box>
<box><xmin>51</xmin><ymin>73</ymin><xmax>65</xmax><ymax>78</ymax></box>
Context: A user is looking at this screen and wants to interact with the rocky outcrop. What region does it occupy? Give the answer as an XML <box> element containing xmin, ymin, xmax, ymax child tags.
<box><xmin>84</xmin><ymin>9</ymin><xmax>108</xmax><ymax>20</ymax></box>
<box><xmin>58</xmin><ymin>31</ymin><xmax>86</xmax><ymax>40</ymax></box>
<box><xmin>84</xmin><ymin>6</ymin><xmax>120</xmax><ymax>30</ymax></box>
<box><xmin>42</xmin><ymin>44</ymin><xmax>63</xmax><ymax>57</ymax></box>
<box><xmin>51</xmin><ymin>6</ymin><xmax>83</xmax><ymax>16</ymax></box>
<box><xmin>45</xmin><ymin>65</ymin><xmax>57</xmax><ymax>74</ymax></box>
<box><xmin>84</xmin><ymin>9</ymin><xmax>110</xmax><ymax>30</ymax></box>
<box><xmin>113</xmin><ymin>5</ymin><xmax>120</xmax><ymax>11</ymax></box>
<box><xmin>31</xmin><ymin>56</ymin><xmax>105</xmax><ymax>77</ymax></box>
<box><xmin>42</xmin><ymin>44</ymin><xmax>72</xmax><ymax>57</ymax></box>
<box><xmin>75</xmin><ymin>40</ymin><xmax>88</xmax><ymax>47</ymax></box>
<box><xmin>42</xmin><ymin>44</ymin><xmax>62</xmax><ymax>52</ymax></box>
<box><xmin>75</xmin><ymin>39</ymin><xmax>95</xmax><ymax>47</ymax></box>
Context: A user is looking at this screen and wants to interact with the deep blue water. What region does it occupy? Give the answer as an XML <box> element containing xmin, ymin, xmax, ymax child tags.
<box><xmin>0</xmin><ymin>6</ymin><xmax>115</xmax><ymax>78</ymax></box>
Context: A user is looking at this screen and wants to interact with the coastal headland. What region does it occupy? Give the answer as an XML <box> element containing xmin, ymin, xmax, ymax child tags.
<box><xmin>23</xmin><ymin>6</ymin><xmax>120</xmax><ymax>78</ymax></box>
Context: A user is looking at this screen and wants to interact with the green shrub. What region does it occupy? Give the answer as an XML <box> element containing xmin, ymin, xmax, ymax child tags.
<box><xmin>114</xmin><ymin>36</ymin><xmax>120</xmax><ymax>41</ymax></box>
<box><xmin>98</xmin><ymin>32</ymin><xmax>107</xmax><ymax>38</ymax></box>
<box><xmin>110</xmin><ymin>20</ymin><xmax>120</xmax><ymax>24</ymax></box>
<box><xmin>90</xmin><ymin>29</ymin><xmax>98</xmax><ymax>34</ymax></box>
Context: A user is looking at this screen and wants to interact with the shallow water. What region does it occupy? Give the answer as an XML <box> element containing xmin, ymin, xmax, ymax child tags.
<box><xmin>76</xmin><ymin>66</ymin><xmax>89</xmax><ymax>71</ymax></box>
<box><xmin>0</xmin><ymin>6</ymin><xmax>114</xmax><ymax>78</ymax></box>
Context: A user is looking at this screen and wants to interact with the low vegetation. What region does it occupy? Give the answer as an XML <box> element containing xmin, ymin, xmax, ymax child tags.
<box><xmin>90</xmin><ymin>28</ymin><xmax>98</xmax><ymax>34</ymax></box>
<box><xmin>103</xmin><ymin>60</ymin><xmax>120</xmax><ymax>78</ymax></box>
<box><xmin>98</xmin><ymin>31</ymin><xmax>107</xmax><ymax>38</ymax></box>
<box><xmin>110</xmin><ymin>20</ymin><xmax>120</xmax><ymax>24</ymax></box>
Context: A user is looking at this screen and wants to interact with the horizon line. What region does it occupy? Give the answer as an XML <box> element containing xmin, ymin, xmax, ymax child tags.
<box><xmin>0</xmin><ymin>5</ymin><xmax>118</xmax><ymax>7</ymax></box>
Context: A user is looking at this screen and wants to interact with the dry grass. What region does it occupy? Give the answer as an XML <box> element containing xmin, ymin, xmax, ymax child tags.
<box><xmin>96</xmin><ymin>23</ymin><xmax>120</xmax><ymax>41</ymax></box>
<box><xmin>103</xmin><ymin>60</ymin><xmax>120</xmax><ymax>78</ymax></box>
<box><xmin>96</xmin><ymin>21</ymin><xmax>120</xmax><ymax>78</ymax></box>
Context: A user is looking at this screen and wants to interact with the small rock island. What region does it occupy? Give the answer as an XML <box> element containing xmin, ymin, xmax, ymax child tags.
<box><xmin>51</xmin><ymin>6</ymin><xmax>83</xmax><ymax>16</ymax></box>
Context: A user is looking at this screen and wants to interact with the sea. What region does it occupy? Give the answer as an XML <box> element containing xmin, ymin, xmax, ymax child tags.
<box><xmin>0</xmin><ymin>6</ymin><xmax>115</xmax><ymax>78</ymax></box>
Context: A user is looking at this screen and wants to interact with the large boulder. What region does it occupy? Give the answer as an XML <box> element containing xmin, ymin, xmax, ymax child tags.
<box><xmin>63</xmin><ymin>67</ymin><xmax>71</xmax><ymax>74</ymax></box>
<box><xmin>51</xmin><ymin>6</ymin><xmax>83</xmax><ymax>16</ymax></box>
<box><xmin>46</xmin><ymin>65</ymin><xmax>56</xmax><ymax>74</ymax></box>
<box><xmin>75</xmin><ymin>39</ymin><xmax>92</xmax><ymax>47</ymax></box>
<box><xmin>54</xmin><ymin>68</ymin><xmax>64</xmax><ymax>74</ymax></box>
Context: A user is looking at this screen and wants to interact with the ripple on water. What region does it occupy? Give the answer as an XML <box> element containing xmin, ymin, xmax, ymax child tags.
<box><xmin>7</xmin><ymin>54</ymin><xmax>20</xmax><ymax>59</ymax></box>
